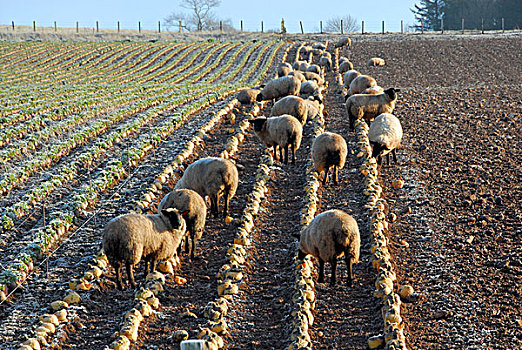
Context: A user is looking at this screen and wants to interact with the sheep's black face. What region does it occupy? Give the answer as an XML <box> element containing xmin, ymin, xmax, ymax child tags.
<box><xmin>256</xmin><ymin>93</ymin><xmax>264</xmax><ymax>102</ymax></box>
<box><xmin>384</xmin><ymin>88</ymin><xmax>400</xmax><ymax>100</ymax></box>
<box><xmin>252</xmin><ymin>118</ymin><xmax>267</xmax><ymax>132</ymax></box>
<box><xmin>162</xmin><ymin>209</ymin><xmax>184</xmax><ymax>230</ymax></box>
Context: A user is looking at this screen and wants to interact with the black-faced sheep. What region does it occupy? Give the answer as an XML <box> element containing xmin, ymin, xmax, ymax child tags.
<box><xmin>158</xmin><ymin>189</ymin><xmax>206</xmax><ymax>259</ymax></box>
<box><xmin>288</xmin><ymin>70</ymin><xmax>306</xmax><ymax>83</ymax></box>
<box><xmin>312</xmin><ymin>132</ymin><xmax>348</xmax><ymax>185</ymax></box>
<box><xmin>306</xmin><ymin>64</ymin><xmax>322</xmax><ymax>75</ymax></box>
<box><xmin>368</xmin><ymin>113</ymin><xmax>403</xmax><ymax>165</ymax></box>
<box><xmin>346</xmin><ymin>74</ymin><xmax>378</xmax><ymax>96</ymax></box>
<box><xmin>299</xmin><ymin>80</ymin><xmax>320</xmax><ymax>98</ymax></box>
<box><xmin>312</xmin><ymin>42</ymin><xmax>327</xmax><ymax>50</ymax></box>
<box><xmin>250</xmin><ymin>115</ymin><xmax>302</xmax><ymax>164</ymax></box>
<box><xmin>304</xmin><ymin>96</ymin><xmax>327</xmax><ymax>120</ymax></box>
<box><xmin>270</xmin><ymin>95</ymin><xmax>309</xmax><ymax>125</ymax></box>
<box><xmin>103</xmin><ymin>208</ymin><xmax>186</xmax><ymax>289</ymax></box>
<box><xmin>295</xmin><ymin>209</ymin><xmax>360</xmax><ymax>286</ymax></box>
<box><xmin>345</xmin><ymin>87</ymin><xmax>400</xmax><ymax>131</ymax></box>
<box><xmin>256</xmin><ymin>76</ymin><xmax>301</xmax><ymax>102</ymax></box>
<box><xmin>342</xmin><ymin>70</ymin><xmax>361</xmax><ymax>88</ymax></box>
<box><xmin>292</xmin><ymin>60</ymin><xmax>310</xmax><ymax>72</ymax></box>
<box><xmin>334</xmin><ymin>37</ymin><xmax>352</xmax><ymax>48</ymax></box>
<box><xmin>277</xmin><ymin>62</ymin><xmax>293</xmax><ymax>77</ymax></box>
<box><xmin>319</xmin><ymin>55</ymin><xmax>332</xmax><ymax>72</ymax></box>
<box><xmin>237</xmin><ymin>88</ymin><xmax>261</xmax><ymax>105</ymax></box>
<box><xmin>339</xmin><ymin>60</ymin><xmax>354</xmax><ymax>74</ymax></box>
<box><xmin>175</xmin><ymin>157</ymin><xmax>238</xmax><ymax>218</ymax></box>
<box><xmin>368</xmin><ymin>57</ymin><xmax>386</xmax><ymax>66</ymax></box>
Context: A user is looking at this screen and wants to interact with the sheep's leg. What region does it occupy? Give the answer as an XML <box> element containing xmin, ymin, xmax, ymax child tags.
<box><xmin>190</xmin><ymin>233</ymin><xmax>196</xmax><ymax>259</ymax></box>
<box><xmin>149</xmin><ymin>258</ymin><xmax>157</xmax><ymax>273</ymax></box>
<box><xmin>284</xmin><ymin>144</ymin><xmax>289</xmax><ymax>164</ymax></box>
<box><xmin>348</xmin><ymin>114</ymin><xmax>355</xmax><ymax>131</ymax></box>
<box><xmin>279</xmin><ymin>145</ymin><xmax>283</xmax><ymax>163</ymax></box>
<box><xmin>392</xmin><ymin>149</ymin><xmax>398</xmax><ymax>163</ymax></box>
<box><xmin>144</xmin><ymin>259</ymin><xmax>150</xmax><ymax>276</ymax></box>
<box><xmin>291</xmin><ymin>143</ymin><xmax>296</xmax><ymax>164</ymax></box>
<box><xmin>386</xmin><ymin>153</ymin><xmax>391</xmax><ymax>166</ymax></box>
<box><xmin>210</xmin><ymin>194</ymin><xmax>218</xmax><ymax>216</ymax></box>
<box><xmin>318</xmin><ymin>258</ymin><xmax>325</xmax><ymax>283</ymax></box>
<box><xmin>377</xmin><ymin>155</ymin><xmax>383</xmax><ymax>166</ymax></box>
<box><xmin>184</xmin><ymin>234</ymin><xmax>190</xmax><ymax>254</ymax></box>
<box><xmin>223</xmin><ymin>188</ymin><xmax>230</xmax><ymax>218</ymax></box>
<box><xmin>272</xmin><ymin>145</ymin><xmax>278</xmax><ymax>160</ymax></box>
<box><xmin>345</xmin><ymin>254</ymin><xmax>354</xmax><ymax>287</ymax></box>
<box><xmin>115</xmin><ymin>262</ymin><xmax>123</xmax><ymax>290</ymax></box>
<box><xmin>215</xmin><ymin>192</ymin><xmax>222</xmax><ymax>217</ymax></box>
<box><xmin>126</xmin><ymin>262</ymin><xmax>136</xmax><ymax>288</ymax></box>
<box><xmin>330</xmin><ymin>258</ymin><xmax>337</xmax><ymax>286</ymax></box>
<box><xmin>334</xmin><ymin>165</ymin><xmax>339</xmax><ymax>185</ymax></box>
<box><xmin>322</xmin><ymin>167</ymin><xmax>329</xmax><ymax>185</ymax></box>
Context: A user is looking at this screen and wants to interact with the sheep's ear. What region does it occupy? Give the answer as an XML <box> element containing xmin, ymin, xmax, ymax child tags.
<box><xmin>395</xmin><ymin>88</ymin><xmax>401</xmax><ymax>92</ymax></box>
<box><xmin>259</xmin><ymin>84</ymin><xmax>265</xmax><ymax>88</ymax></box>
<box><xmin>181</xmin><ymin>210</ymin><xmax>189</xmax><ymax>217</ymax></box>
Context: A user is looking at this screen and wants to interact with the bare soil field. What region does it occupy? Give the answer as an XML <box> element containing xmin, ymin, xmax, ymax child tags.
<box><xmin>0</xmin><ymin>32</ymin><xmax>520</xmax><ymax>350</ymax></box>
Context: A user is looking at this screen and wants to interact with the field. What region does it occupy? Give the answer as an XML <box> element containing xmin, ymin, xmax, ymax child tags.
<box><xmin>0</xmin><ymin>33</ymin><xmax>521</xmax><ymax>350</ymax></box>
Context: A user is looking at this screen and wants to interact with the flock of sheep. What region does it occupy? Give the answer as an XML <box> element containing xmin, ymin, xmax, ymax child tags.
<box><xmin>102</xmin><ymin>37</ymin><xmax>403</xmax><ymax>292</ymax></box>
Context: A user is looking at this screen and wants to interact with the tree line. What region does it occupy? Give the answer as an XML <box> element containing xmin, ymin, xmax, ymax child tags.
<box><xmin>412</xmin><ymin>0</ymin><xmax>522</xmax><ymax>31</ymax></box>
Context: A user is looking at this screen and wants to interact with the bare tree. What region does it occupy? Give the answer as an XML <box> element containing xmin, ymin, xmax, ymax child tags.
<box><xmin>164</xmin><ymin>0</ymin><xmax>233</xmax><ymax>31</ymax></box>
<box><xmin>325</xmin><ymin>15</ymin><xmax>360</xmax><ymax>33</ymax></box>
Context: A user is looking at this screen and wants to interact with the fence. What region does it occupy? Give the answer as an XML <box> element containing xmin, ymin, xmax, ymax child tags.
<box><xmin>3</xmin><ymin>18</ymin><xmax>520</xmax><ymax>35</ymax></box>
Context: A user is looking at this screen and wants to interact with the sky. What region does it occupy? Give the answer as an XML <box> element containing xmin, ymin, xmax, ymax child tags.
<box><xmin>0</xmin><ymin>0</ymin><xmax>419</xmax><ymax>33</ymax></box>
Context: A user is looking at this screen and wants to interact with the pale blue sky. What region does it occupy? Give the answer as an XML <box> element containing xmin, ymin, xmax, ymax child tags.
<box><xmin>0</xmin><ymin>0</ymin><xmax>419</xmax><ymax>33</ymax></box>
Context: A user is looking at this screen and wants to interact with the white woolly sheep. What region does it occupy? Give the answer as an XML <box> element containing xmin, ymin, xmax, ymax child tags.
<box><xmin>237</xmin><ymin>88</ymin><xmax>261</xmax><ymax>105</ymax></box>
<box><xmin>288</xmin><ymin>70</ymin><xmax>306</xmax><ymax>83</ymax></box>
<box><xmin>312</xmin><ymin>132</ymin><xmax>348</xmax><ymax>185</ymax></box>
<box><xmin>103</xmin><ymin>208</ymin><xmax>186</xmax><ymax>289</ymax></box>
<box><xmin>277</xmin><ymin>62</ymin><xmax>293</xmax><ymax>77</ymax></box>
<box><xmin>345</xmin><ymin>87</ymin><xmax>400</xmax><ymax>131</ymax></box>
<box><xmin>270</xmin><ymin>95</ymin><xmax>309</xmax><ymax>125</ymax></box>
<box><xmin>368</xmin><ymin>57</ymin><xmax>386</xmax><ymax>66</ymax></box>
<box><xmin>256</xmin><ymin>75</ymin><xmax>301</xmax><ymax>102</ymax></box>
<box><xmin>345</xmin><ymin>88</ymin><xmax>400</xmax><ymax>130</ymax></box>
<box><xmin>175</xmin><ymin>157</ymin><xmax>238</xmax><ymax>218</ymax></box>
<box><xmin>296</xmin><ymin>209</ymin><xmax>360</xmax><ymax>286</ymax></box>
<box><xmin>346</xmin><ymin>74</ymin><xmax>377</xmax><ymax>96</ymax></box>
<box><xmin>158</xmin><ymin>189</ymin><xmax>206</xmax><ymax>259</ymax></box>
<box><xmin>339</xmin><ymin>60</ymin><xmax>354</xmax><ymax>74</ymax></box>
<box><xmin>319</xmin><ymin>55</ymin><xmax>333</xmax><ymax>72</ymax></box>
<box><xmin>306</xmin><ymin>64</ymin><xmax>322</xmax><ymax>75</ymax></box>
<box><xmin>299</xmin><ymin>80</ymin><xmax>320</xmax><ymax>98</ymax></box>
<box><xmin>250</xmin><ymin>115</ymin><xmax>302</xmax><ymax>164</ymax></box>
<box><xmin>342</xmin><ymin>70</ymin><xmax>361</xmax><ymax>88</ymax></box>
<box><xmin>334</xmin><ymin>37</ymin><xmax>352</xmax><ymax>48</ymax></box>
<box><xmin>368</xmin><ymin>113</ymin><xmax>403</xmax><ymax>165</ymax></box>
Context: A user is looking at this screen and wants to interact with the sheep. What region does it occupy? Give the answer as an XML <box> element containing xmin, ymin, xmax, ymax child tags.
<box><xmin>175</xmin><ymin>157</ymin><xmax>238</xmax><ymax>218</ymax></box>
<box><xmin>345</xmin><ymin>87</ymin><xmax>400</xmax><ymax>131</ymax></box>
<box><xmin>312</xmin><ymin>42</ymin><xmax>327</xmax><ymax>50</ymax></box>
<box><xmin>321</xmin><ymin>51</ymin><xmax>332</xmax><ymax>60</ymax></box>
<box><xmin>361</xmin><ymin>86</ymin><xmax>384</xmax><ymax>95</ymax></box>
<box><xmin>346</xmin><ymin>74</ymin><xmax>377</xmax><ymax>96</ymax></box>
<box><xmin>293</xmin><ymin>60</ymin><xmax>310</xmax><ymax>72</ymax></box>
<box><xmin>103</xmin><ymin>208</ymin><xmax>186</xmax><ymax>289</ymax></box>
<box><xmin>299</xmin><ymin>45</ymin><xmax>313</xmax><ymax>59</ymax></box>
<box><xmin>319</xmin><ymin>55</ymin><xmax>332</xmax><ymax>72</ymax></box>
<box><xmin>306</xmin><ymin>64</ymin><xmax>322</xmax><ymax>75</ymax></box>
<box><xmin>368</xmin><ymin>113</ymin><xmax>403</xmax><ymax>166</ymax></box>
<box><xmin>339</xmin><ymin>60</ymin><xmax>354</xmax><ymax>74</ymax></box>
<box><xmin>334</xmin><ymin>37</ymin><xmax>352</xmax><ymax>48</ymax></box>
<box><xmin>303</xmin><ymin>71</ymin><xmax>324</xmax><ymax>86</ymax></box>
<box><xmin>250</xmin><ymin>115</ymin><xmax>302</xmax><ymax>164</ymax></box>
<box><xmin>237</xmin><ymin>88</ymin><xmax>261</xmax><ymax>105</ymax></box>
<box><xmin>270</xmin><ymin>95</ymin><xmax>309</xmax><ymax>125</ymax></box>
<box><xmin>304</xmin><ymin>96</ymin><xmax>327</xmax><ymax>120</ymax></box>
<box><xmin>256</xmin><ymin>75</ymin><xmax>301</xmax><ymax>102</ymax></box>
<box><xmin>288</xmin><ymin>70</ymin><xmax>306</xmax><ymax>83</ymax></box>
<box><xmin>342</xmin><ymin>70</ymin><xmax>361</xmax><ymax>88</ymax></box>
<box><xmin>295</xmin><ymin>209</ymin><xmax>360</xmax><ymax>286</ymax></box>
<box><xmin>338</xmin><ymin>56</ymin><xmax>349</xmax><ymax>64</ymax></box>
<box><xmin>158</xmin><ymin>189</ymin><xmax>206</xmax><ymax>259</ymax></box>
<box><xmin>299</xmin><ymin>80</ymin><xmax>319</xmax><ymax>98</ymax></box>
<box><xmin>312</xmin><ymin>132</ymin><xmax>348</xmax><ymax>185</ymax></box>
<box><xmin>368</xmin><ymin>57</ymin><xmax>386</xmax><ymax>66</ymax></box>
<box><xmin>277</xmin><ymin>62</ymin><xmax>293</xmax><ymax>77</ymax></box>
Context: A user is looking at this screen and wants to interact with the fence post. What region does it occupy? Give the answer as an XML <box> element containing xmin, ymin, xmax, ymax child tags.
<box><xmin>12</xmin><ymin>21</ymin><xmax>15</xmax><ymax>31</ymax></box>
<box><xmin>340</xmin><ymin>19</ymin><xmax>343</xmax><ymax>34</ymax></box>
<box><xmin>261</xmin><ymin>21</ymin><xmax>264</xmax><ymax>33</ymax></box>
<box><xmin>241</xmin><ymin>20</ymin><xmax>243</xmax><ymax>32</ymax></box>
<box><xmin>158</xmin><ymin>21</ymin><xmax>161</xmax><ymax>33</ymax></box>
<box><xmin>401</xmin><ymin>20</ymin><xmax>403</xmax><ymax>34</ymax></box>
<box><xmin>362</xmin><ymin>20</ymin><xmax>364</xmax><ymax>34</ymax></box>
<box><xmin>382</xmin><ymin>21</ymin><xmax>385</xmax><ymax>34</ymax></box>
<box><xmin>421</xmin><ymin>19</ymin><xmax>424</xmax><ymax>34</ymax></box>
<box><xmin>96</xmin><ymin>21</ymin><xmax>99</xmax><ymax>32</ymax></box>
<box><xmin>54</xmin><ymin>21</ymin><xmax>57</xmax><ymax>32</ymax></box>
<box><xmin>481</xmin><ymin>18</ymin><xmax>484</xmax><ymax>34</ymax></box>
<box><xmin>76</xmin><ymin>21</ymin><xmax>79</xmax><ymax>33</ymax></box>
<box><xmin>502</xmin><ymin>18</ymin><xmax>505</xmax><ymax>32</ymax></box>
<box><xmin>441</xmin><ymin>18</ymin><xmax>444</xmax><ymax>34</ymax></box>
<box><xmin>220</xmin><ymin>21</ymin><xmax>223</xmax><ymax>32</ymax></box>
<box><xmin>462</xmin><ymin>18</ymin><xmax>465</xmax><ymax>34</ymax></box>
<box><xmin>118</xmin><ymin>21</ymin><xmax>120</xmax><ymax>32</ymax></box>
<box><xmin>138</xmin><ymin>21</ymin><xmax>141</xmax><ymax>33</ymax></box>
<box><xmin>320</xmin><ymin>20</ymin><xmax>323</xmax><ymax>34</ymax></box>
<box><xmin>179</xmin><ymin>20</ymin><xmax>182</xmax><ymax>32</ymax></box>
<box><xmin>300</xmin><ymin>21</ymin><xmax>304</xmax><ymax>34</ymax></box>
<box><xmin>33</xmin><ymin>20</ymin><xmax>36</xmax><ymax>31</ymax></box>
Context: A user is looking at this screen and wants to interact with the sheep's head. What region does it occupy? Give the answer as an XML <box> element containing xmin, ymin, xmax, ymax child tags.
<box><xmin>384</xmin><ymin>88</ymin><xmax>400</xmax><ymax>101</ymax></box>
<box><xmin>255</xmin><ymin>92</ymin><xmax>264</xmax><ymax>102</ymax></box>
<box><xmin>249</xmin><ymin>116</ymin><xmax>267</xmax><ymax>132</ymax></box>
<box><xmin>162</xmin><ymin>208</ymin><xmax>186</xmax><ymax>232</ymax></box>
